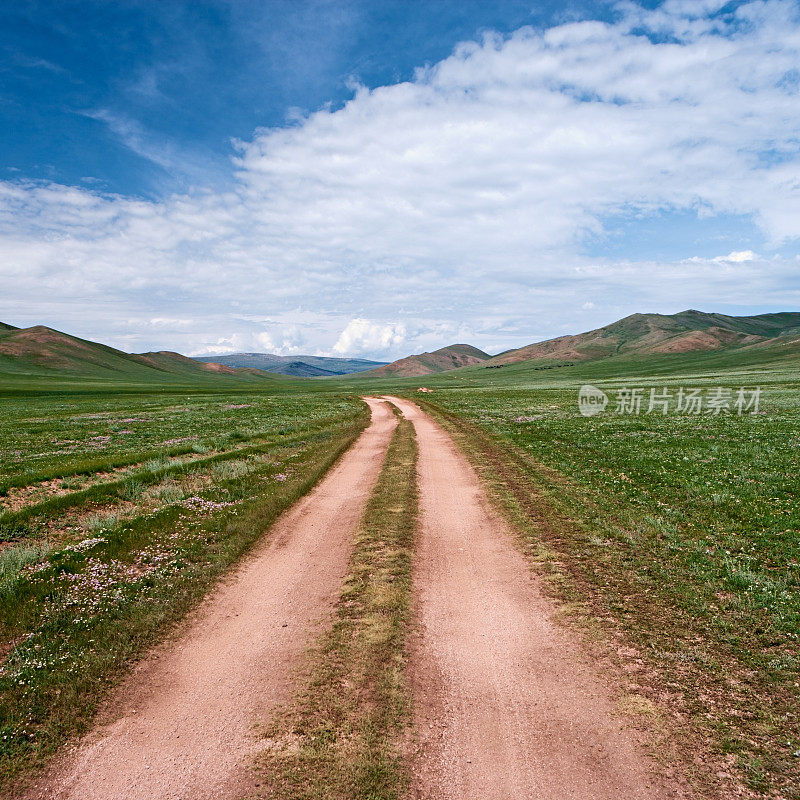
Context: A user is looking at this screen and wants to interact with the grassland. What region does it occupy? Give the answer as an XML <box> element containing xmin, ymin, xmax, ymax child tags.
<box><xmin>0</xmin><ymin>385</ymin><xmax>367</xmax><ymax>791</ymax></box>
<box><xmin>2</xmin><ymin>338</ymin><xmax>798</xmax><ymax>798</ymax></box>
<box><xmin>376</xmin><ymin>350</ymin><xmax>800</xmax><ymax>798</ymax></box>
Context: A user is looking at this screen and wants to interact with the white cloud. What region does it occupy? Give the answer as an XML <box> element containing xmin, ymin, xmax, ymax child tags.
<box><xmin>333</xmin><ymin>319</ymin><xmax>407</xmax><ymax>356</ymax></box>
<box><xmin>84</xmin><ymin>110</ymin><xmax>179</xmax><ymax>172</ymax></box>
<box><xmin>713</xmin><ymin>250</ymin><xmax>758</xmax><ymax>263</ymax></box>
<box><xmin>148</xmin><ymin>317</ymin><xmax>194</xmax><ymax>327</ymax></box>
<box><xmin>1</xmin><ymin>1</ymin><xmax>799</xmax><ymax>357</ymax></box>
<box><xmin>181</xmin><ymin>326</ymin><xmax>310</xmax><ymax>356</ymax></box>
<box><xmin>255</xmin><ymin>332</ymin><xmax>276</xmax><ymax>352</ymax></box>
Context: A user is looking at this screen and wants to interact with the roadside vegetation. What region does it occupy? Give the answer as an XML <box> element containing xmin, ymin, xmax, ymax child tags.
<box><xmin>257</xmin><ymin>412</ymin><xmax>418</xmax><ymax>800</ymax></box>
<box><xmin>0</xmin><ymin>388</ymin><xmax>367</xmax><ymax>792</ymax></box>
<box><xmin>407</xmin><ymin>359</ymin><xmax>799</xmax><ymax>799</ymax></box>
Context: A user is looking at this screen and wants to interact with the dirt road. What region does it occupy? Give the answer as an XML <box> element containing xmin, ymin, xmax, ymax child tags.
<box><xmin>29</xmin><ymin>395</ymin><xmax>684</xmax><ymax>800</ymax></box>
<box><xmin>28</xmin><ymin>398</ymin><xmax>397</xmax><ymax>800</ymax></box>
<box><xmin>384</xmin><ymin>397</ymin><xmax>679</xmax><ymax>800</ymax></box>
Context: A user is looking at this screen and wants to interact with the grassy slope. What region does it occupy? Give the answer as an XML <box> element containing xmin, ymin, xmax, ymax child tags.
<box><xmin>488</xmin><ymin>310</ymin><xmax>800</xmax><ymax>365</ymax></box>
<box><xmin>338</xmin><ymin>335</ymin><xmax>800</xmax><ymax>398</ymax></box>
<box><xmin>362</xmin><ymin>343</ymin><xmax>491</xmax><ymax>377</ymax></box>
<box><xmin>0</xmin><ymin>326</ymin><xmax>278</xmax><ymax>390</ymax></box>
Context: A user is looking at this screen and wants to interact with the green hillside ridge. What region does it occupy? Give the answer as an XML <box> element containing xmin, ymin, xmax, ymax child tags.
<box><xmin>3</xmin><ymin>311</ymin><xmax>799</xmax><ymax>390</ymax></box>
<box><xmin>355</xmin><ymin>311</ymin><xmax>800</xmax><ymax>380</ymax></box>
<box><xmin>490</xmin><ymin>310</ymin><xmax>800</xmax><ymax>366</ymax></box>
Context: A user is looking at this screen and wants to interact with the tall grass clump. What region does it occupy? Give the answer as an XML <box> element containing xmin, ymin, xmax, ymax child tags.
<box><xmin>211</xmin><ymin>459</ymin><xmax>252</xmax><ymax>480</ymax></box>
<box><xmin>142</xmin><ymin>457</ymin><xmax>171</xmax><ymax>474</ymax></box>
<box><xmin>0</xmin><ymin>543</ymin><xmax>50</xmax><ymax>602</ymax></box>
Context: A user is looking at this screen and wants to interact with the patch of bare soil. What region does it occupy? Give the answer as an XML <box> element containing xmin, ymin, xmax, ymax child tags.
<box><xmin>384</xmin><ymin>396</ymin><xmax>688</xmax><ymax>800</ymax></box>
<box><xmin>1</xmin><ymin>479</ymin><xmax>74</xmax><ymax>513</ymax></box>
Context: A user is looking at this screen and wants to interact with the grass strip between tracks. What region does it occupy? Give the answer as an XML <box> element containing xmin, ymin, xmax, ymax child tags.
<box><xmin>257</xmin><ymin>413</ymin><xmax>418</xmax><ymax>800</ymax></box>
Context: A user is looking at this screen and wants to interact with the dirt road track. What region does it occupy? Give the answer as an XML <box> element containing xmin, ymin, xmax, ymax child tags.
<box><xmin>27</xmin><ymin>398</ymin><xmax>396</xmax><ymax>800</ymax></box>
<box><xmin>384</xmin><ymin>397</ymin><xmax>682</xmax><ymax>800</ymax></box>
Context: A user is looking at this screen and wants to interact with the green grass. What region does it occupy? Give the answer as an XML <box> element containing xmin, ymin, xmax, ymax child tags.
<box><xmin>257</xmin><ymin>413</ymin><xmax>418</xmax><ymax>800</ymax></box>
<box><xmin>0</xmin><ymin>422</ymin><xmax>348</xmax><ymax>533</ymax></box>
<box><xmin>0</xmin><ymin>544</ymin><xmax>51</xmax><ymax>603</ymax></box>
<box><xmin>0</xmin><ymin>389</ymin><xmax>352</xmax><ymax>495</ymax></box>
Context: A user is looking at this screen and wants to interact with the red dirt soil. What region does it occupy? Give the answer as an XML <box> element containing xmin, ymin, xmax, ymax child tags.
<box><xmin>24</xmin><ymin>398</ymin><xmax>397</xmax><ymax>800</ymax></box>
<box><xmin>384</xmin><ymin>396</ymin><xmax>687</xmax><ymax>800</ymax></box>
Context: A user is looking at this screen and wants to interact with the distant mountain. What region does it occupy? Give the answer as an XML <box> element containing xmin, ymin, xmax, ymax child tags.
<box><xmin>193</xmin><ymin>352</ymin><xmax>387</xmax><ymax>376</ymax></box>
<box><xmin>6</xmin><ymin>310</ymin><xmax>797</xmax><ymax>387</ymax></box>
<box><xmin>356</xmin><ymin>311</ymin><xmax>800</xmax><ymax>379</ymax></box>
<box><xmin>489</xmin><ymin>310</ymin><xmax>800</xmax><ymax>365</ymax></box>
<box><xmin>0</xmin><ymin>324</ymin><xmax>274</xmax><ymax>385</ymax></box>
<box><xmin>364</xmin><ymin>344</ymin><xmax>491</xmax><ymax>377</ymax></box>
<box><xmin>267</xmin><ymin>361</ymin><xmax>341</xmax><ymax>378</ymax></box>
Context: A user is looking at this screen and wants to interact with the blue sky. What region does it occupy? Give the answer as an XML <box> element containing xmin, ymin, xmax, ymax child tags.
<box><xmin>3</xmin><ymin>1</ymin><xmax>630</xmax><ymax>196</ymax></box>
<box><xmin>1</xmin><ymin>0</ymin><xmax>798</xmax><ymax>357</ymax></box>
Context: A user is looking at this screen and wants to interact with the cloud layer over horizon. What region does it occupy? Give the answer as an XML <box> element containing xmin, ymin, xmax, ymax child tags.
<box><xmin>2</xmin><ymin>0</ymin><xmax>799</xmax><ymax>359</ymax></box>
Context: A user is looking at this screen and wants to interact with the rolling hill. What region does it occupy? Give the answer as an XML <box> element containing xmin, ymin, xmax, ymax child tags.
<box><xmin>193</xmin><ymin>352</ymin><xmax>386</xmax><ymax>376</ymax></box>
<box><xmin>0</xmin><ymin>324</ymin><xmax>275</xmax><ymax>386</ymax></box>
<box><xmin>488</xmin><ymin>310</ymin><xmax>800</xmax><ymax>366</ymax></box>
<box><xmin>3</xmin><ymin>310</ymin><xmax>798</xmax><ymax>388</ymax></box>
<box><xmin>363</xmin><ymin>344</ymin><xmax>491</xmax><ymax>377</ymax></box>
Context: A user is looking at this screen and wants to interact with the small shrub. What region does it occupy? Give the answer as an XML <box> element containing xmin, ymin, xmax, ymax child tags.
<box><xmin>85</xmin><ymin>512</ymin><xmax>120</xmax><ymax>534</ymax></box>
<box><xmin>121</xmin><ymin>479</ymin><xmax>144</xmax><ymax>500</ymax></box>
<box><xmin>150</xmin><ymin>481</ymin><xmax>184</xmax><ymax>504</ymax></box>
<box><xmin>0</xmin><ymin>521</ymin><xmax>33</xmax><ymax>543</ymax></box>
